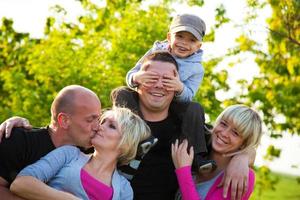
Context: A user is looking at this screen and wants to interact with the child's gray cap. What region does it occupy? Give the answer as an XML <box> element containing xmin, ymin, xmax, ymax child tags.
<box><xmin>170</xmin><ymin>14</ymin><xmax>206</xmax><ymax>41</ymax></box>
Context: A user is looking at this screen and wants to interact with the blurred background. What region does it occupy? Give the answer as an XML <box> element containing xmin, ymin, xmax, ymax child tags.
<box><xmin>0</xmin><ymin>0</ymin><xmax>299</xmax><ymax>199</ymax></box>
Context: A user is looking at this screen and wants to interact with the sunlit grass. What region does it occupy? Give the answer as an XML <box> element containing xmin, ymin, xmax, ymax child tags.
<box><xmin>250</xmin><ymin>172</ymin><xmax>300</xmax><ymax>200</ymax></box>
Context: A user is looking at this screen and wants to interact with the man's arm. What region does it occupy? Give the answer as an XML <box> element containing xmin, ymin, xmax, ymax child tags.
<box><xmin>0</xmin><ymin>177</ymin><xmax>24</xmax><ymax>200</ymax></box>
<box><xmin>220</xmin><ymin>148</ymin><xmax>256</xmax><ymax>200</ymax></box>
<box><xmin>10</xmin><ymin>176</ymin><xmax>79</xmax><ymax>200</ymax></box>
<box><xmin>0</xmin><ymin>117</ymin><xmax>32</xmax><ymax>142</ymax></box>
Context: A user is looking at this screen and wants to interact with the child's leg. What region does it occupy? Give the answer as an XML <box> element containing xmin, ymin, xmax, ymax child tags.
<box><xmin>170</xmin><ymin>101</ymin><xmax>216</xmax><ymax>172</ymax></box>
<box><xmin>171</xmin><ymin>102</ymin><xmax>207</xmax><ymax>153</ymax></box>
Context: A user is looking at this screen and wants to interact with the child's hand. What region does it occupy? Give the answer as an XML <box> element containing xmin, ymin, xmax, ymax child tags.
<box><xmin>162</xmin><ymin>70</ymin><xmax>184</xmax><ymax>94</ymax></box>
<box><xmin>133</xmin><ymin>71</ymin><xmax>159</xmax><ymax>88</ymax></box>
<box><xmin>171</xmin><ymin>139</ymin><xmax>194</xmax><ymax>169</ymax></box>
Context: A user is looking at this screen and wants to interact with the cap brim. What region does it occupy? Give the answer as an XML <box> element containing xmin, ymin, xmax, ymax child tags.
<box><xmin>171</xmin><ymin>26</ymin><xmax>202</xmax><ymax>41</ymax></box>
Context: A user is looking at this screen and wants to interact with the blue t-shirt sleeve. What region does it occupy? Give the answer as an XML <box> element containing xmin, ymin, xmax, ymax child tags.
<box><xmin>119</xmin><ymin>175</ymin><xmax>133</xmax><ymax>200</ymax></box>
<box><xmin>126</xmin><ymin>47</ymin><xmax>154</xmax><ymax>88</ymax></box>
<box><xmin>175</xmin><ymin>66</ymin><xmax>204</xmax><ymax>102</ymax></box>
<box><xmin>18</xmin><ymin>145</ymin><xmax>79</xmax><ymax>183</ymax></box>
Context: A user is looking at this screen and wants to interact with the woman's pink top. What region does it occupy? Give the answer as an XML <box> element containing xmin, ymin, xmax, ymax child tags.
<box><xmin>175</xmin><ymin>166</ymin><xmax>255</xmax><ymax>200</ymax></box>
<box><xmin>81</xmin><ymin>169</ymin><xmax>113</xmax><ymax>200</ymax></box>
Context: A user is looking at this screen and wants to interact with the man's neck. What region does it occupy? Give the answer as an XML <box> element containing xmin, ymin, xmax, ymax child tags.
<box><xmin>140</xmin><ymin>107</ymin><xmax>169</xmax><ymax>122</ymax></box>
<box><xmin>48</xmin><ymin>124</ymin><xmax>69</xmax><ymax>148</ymax></box>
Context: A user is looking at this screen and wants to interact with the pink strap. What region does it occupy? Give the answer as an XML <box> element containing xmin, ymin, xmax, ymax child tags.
<box><xmin>81</xmin><ymin>169</ymin><xmax>113</xmax><ymax>200</ymax></box>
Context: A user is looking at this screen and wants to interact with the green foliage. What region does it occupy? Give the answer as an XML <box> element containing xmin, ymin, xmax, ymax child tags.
<box><xmin>263</xmin><ymin>145</ymin><xmax>281</xmax><ymax>160</ymax></box>
<box><xmin>251</xmin><ymin>170</ymin><xmax>300</xmax><ymax>200</ymax></box>
<box><xmin>187</xmin><ymin>0</ymin><xmax>204</xmax><ymax>7</ymax></box>
<box><xmin>214</xmin><ymin>4</ymin><xmax>230</xmax><ymax>28</ymax></box>
<box><xmin>0</xmin><ymin>0</ymin><xmax>172</xmax><ymax>125</ymax></box>
<box><xmin>195</xmin><ymin>57</ymin><xmax>228</xmax><ymax>120</ymax></box>
<box><xmin>222</xmin><ymin>0</ymin><xmax>299</xmax><ymax>135</ymax></box>
<box><xmin>253</xmin><ymin>166</ymin><xmax>279</xmax><ymax>199</ymax></box>
<box><xmin>246</xmin><ymin>0</ymin><xmax>300</xmax><ymax>135</ymax></box>
<box><xmin>0</xmin><ymin>18</ymin><xmax>39</xmax><ymax>121</ymax></box>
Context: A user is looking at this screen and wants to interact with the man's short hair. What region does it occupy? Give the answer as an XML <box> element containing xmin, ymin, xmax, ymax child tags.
<box><xmin>51</xmin><ymin>89</ymin><xmax>76</xmax><ymax>123</ymax></box>
<box><xmin>50</xmin><ymin>85</ymin><xmax>97</xmax><ymax>124</ymax></box>
<box><xmin>142</xmin><ymin>51</ymin><xmax>178</xmax><ymax>71</ymax></box>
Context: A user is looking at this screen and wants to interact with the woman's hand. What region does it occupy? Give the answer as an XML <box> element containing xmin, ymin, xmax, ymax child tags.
<box><xmin>171</xmin><ymin>139</ymin><xmax>194</xmax><ymax>169</ymax></box>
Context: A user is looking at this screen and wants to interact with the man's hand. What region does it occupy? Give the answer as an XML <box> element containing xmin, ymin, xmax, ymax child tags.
<box><xmin>171</xmin><ymin>139</ymin><xmax>194</xmax><ymax>169</ymax></box>
<box><xmin>0</xmin><ymin>117</ymin><xmax>32</xmax><ymax>142</ymax></box>
<box><xmin>162</xmin><ymin>70</ymin><xmax>183</xmax><ymax>94</ymax></box>
<box><xmin>219</xmin><ymin>153</ymin><xmax>250</xmax><ymax>200</ymax></box>
<box><xmin>133</xmin><ymin>70</ymin><xmax>159</xmax><ymax>88</ymax></box>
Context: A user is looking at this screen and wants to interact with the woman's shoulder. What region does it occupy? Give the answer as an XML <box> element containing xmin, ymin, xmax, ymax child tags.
<box><xmin>113</xmin><ymin>170</ymin><xmax>133</xmax><ymax>199</ymax></box>
<box><xmin>56</xmin><ymin>145</ymin><xmax>80</xmax><ymax>152</ymax></box>
<box><xmin>49</xmin><ymin>145</ymin><xmax>81</xmax><ymax>158</ymax></box>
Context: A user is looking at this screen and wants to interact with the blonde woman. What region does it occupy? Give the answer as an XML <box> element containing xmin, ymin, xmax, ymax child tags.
<box><xmin>172</xmin><ymin>104</ymin><xmax>263</xmax><ymax>200</ymax></box>
<box><xmin>10</xmin><ymin>107</ymin><xmax>151</xmax><ymax>200</ymax></box>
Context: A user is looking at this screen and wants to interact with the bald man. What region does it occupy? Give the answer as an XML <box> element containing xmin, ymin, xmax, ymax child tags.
<box><xmin>0</xmin><ymin>85</ymin><xmax>101</xmax><ymax>200</ymax></box>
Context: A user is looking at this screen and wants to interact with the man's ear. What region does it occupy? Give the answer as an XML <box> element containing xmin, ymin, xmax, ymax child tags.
<box><xmin>141</xmin><ymin>63</ymin><xmax>150</xmax><ymax>71</ymax></box>
<box><xmin>57</xmin><ymin>113</ymin><xmax>70</xmax><ymax>129</ymax></box>
<box><xmin>173</xmin><ymin>69</ymin><xmax>178</xmax><ymax>77</ymax></box>
<box><xmin>198</xmin><ymin>42</ymin><xmax>202</xmax><ymax>49</ymax></box>
<box><xmin>167</xmin><ymin>32</ymin><xmax>171</xmax><ymax>43</ymax></box>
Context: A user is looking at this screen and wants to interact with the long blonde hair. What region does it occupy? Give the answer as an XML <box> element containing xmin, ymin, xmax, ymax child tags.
<box><xmin>100</xmin><ymin>107</ymin><xmax>151</xmax><ymax>165</ymax></box>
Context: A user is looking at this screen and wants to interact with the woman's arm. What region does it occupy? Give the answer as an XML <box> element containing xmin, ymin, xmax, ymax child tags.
<box><xmin>172</xmin><ymin>140</ymin><xmax>200</xmax><ymax>200</ymax></box>
<box><xmin>10</xmin><ymin>146</ymin><xmax>79</xmax><ymax>199</ymax></box>
<box><xmin>175</xmin><ymin>166</ymin><xmax>200</xmax><ymax>200</ymax></box>
<box><xmin>10</xmin><ymin>176</ymin><xmax>79</xmax><ymax>200</ymax></box>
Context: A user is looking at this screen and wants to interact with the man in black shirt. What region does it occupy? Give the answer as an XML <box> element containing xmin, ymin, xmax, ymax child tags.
<box><xmin>112</xmin><ymin>52</ymin><xmax>254</xmax><ymax>200</ymax></box>
<box><xmin>0</xmin><ymin>85</ymin><xmax>101</xmax><ymax>200</ymax></box>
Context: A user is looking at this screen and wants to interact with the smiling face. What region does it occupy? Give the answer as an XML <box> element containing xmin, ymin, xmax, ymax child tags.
<box><xmin>167</xmin><ymin>31</ymin><xmax>201</xmax><ymax>58</ymax></box>
<box><xmin>137</xmin><ymin>60</ymin><xmax>176</xmax><ymax>120</ymax></box>
<box><xmin>212</xmin><ymin>119</ymin><xmax>244</xmax><ymax>155</ymax></box>
<box><xmin>91</xmin><ymin>111</ymin><xmax>122</xmax><ymax>152</ymax></box>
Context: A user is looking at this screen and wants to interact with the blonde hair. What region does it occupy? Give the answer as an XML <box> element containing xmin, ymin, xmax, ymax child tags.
<box><xmin>214</xmin><ymin>104</ymin><xmax>263</xmax><ymax>156</ymax></box>
<box><xmin>101</xmin><ymin>107</ymin><xmax>151</xmax><ymax>165</ymax></box>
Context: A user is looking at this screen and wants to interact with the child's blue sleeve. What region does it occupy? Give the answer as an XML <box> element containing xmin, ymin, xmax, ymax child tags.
<box><xmin>126</xmin><ymin>48</ymin><xmax>154</xmax><ymax>88</ymax></box>
<box><xmin>126</xmin><ymin>40</ymin><xmax>168</xmax><ymax>88</ymax></box>
<box><xmin>175</xmin><ymin>63</ymin><xmax>204</xmax><ymax>102</ymax></box>
<box><xmin>17</xmin><ymin>145</ymin><xmax>79</xmax><ymax>182</ymax></box>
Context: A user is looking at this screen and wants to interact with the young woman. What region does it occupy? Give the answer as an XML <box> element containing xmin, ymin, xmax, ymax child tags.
<box><xmin>172</xmin><ymin>104</ymin><xmax>263</xmax><ymax>200</ymax></box>
<box><xmin>10</xmin><ymin>107</ymin><xmax>151</xmax><ymax>200</ymax></box>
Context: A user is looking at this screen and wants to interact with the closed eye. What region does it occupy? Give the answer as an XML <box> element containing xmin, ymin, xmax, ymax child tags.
<box><xmin>109</xmin><ymin>123</ymin><xmax>116</xmax><ymax>129</ymax></box>
<box><xmin>220</xmin><ymin>121</ymin><xmax>227</xmax><ymax>127</ymax></box>
<box><xmin>232</xmin><ymin>130</ymin><xmax>239</xmax><ymax>137</ymax></box>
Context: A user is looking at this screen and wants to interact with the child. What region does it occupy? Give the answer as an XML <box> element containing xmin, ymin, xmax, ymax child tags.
<box><xmin>127</xmin><ymin>14</ymin><xmax>205</xmax><ymax>102</ymax></box>
<box><xmin>122</xmin><ymin>14</ymin><xmax>216</xmax><ymax>173</ymax></box>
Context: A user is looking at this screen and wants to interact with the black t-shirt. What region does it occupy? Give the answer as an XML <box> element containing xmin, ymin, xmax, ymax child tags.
<box><xmin>0</xmin><ymin>127</ymin><xmax>55</xmax><ymax>184</ymax></box>
<box><xmin>131</xmin><ymin>115</ymin><xmax>181</xmax><ymax>200</ymax></box>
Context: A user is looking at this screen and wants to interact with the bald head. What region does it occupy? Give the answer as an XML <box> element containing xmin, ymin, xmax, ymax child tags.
<box><xmin>51</xmin><ymin>85</ymin><xmax>100</xmax><ymax>124</ymax></box>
